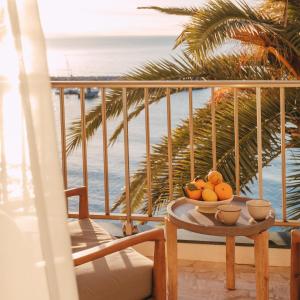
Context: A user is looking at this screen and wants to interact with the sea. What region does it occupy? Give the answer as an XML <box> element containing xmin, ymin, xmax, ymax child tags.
<box><xmin>47</xmin><ymin>35</ymin><xmax>287</xmax><ymax>221</ymax></box>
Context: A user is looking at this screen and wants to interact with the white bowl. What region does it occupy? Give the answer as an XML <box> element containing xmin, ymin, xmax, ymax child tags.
<box><xmin>187</xmin><ymin>196</ymin><xmax>234</xmax><ymax>214</ymax></box>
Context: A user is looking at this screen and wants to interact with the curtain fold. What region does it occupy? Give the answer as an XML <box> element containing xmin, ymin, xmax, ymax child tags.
<box><xmin>0</xmin><ymin>1</ymin><xmax>78</xmax><ymax>299</ymax></box>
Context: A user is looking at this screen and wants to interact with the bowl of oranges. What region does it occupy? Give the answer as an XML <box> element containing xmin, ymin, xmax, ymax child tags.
<box><xmin>183</xmin><ymin>170</ymin><xmax>234</xmax><ymax>213</ymax></box>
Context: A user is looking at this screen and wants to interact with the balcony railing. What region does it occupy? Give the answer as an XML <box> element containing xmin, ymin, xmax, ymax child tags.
<box><xmin>51</xmin><ymin>80</ymin><xmax>300</xmax><ymax>233</ymax></box>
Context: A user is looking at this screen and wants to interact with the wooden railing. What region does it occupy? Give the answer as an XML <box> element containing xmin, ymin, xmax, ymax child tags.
<box><xmin>51</xmin><ymin>80</ymin><xmax>300</xmax><ymax>233</ymax></box>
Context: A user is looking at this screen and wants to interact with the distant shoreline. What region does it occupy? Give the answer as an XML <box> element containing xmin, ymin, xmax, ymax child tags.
<box><xmin>51</xmin><ymin>76</ymin><xmax>120</xmax><ymax>81</ymax></box>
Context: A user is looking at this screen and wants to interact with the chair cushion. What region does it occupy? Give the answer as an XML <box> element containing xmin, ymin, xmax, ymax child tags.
<box><xmin>68</xmin><ymin>219</ymin><xmax>153</xmax><ymax>300</ymax></box>
<box><xmin>69</xmin><ymin>219</ymin><xmax>113</xmax><ymax>253</ymax></box>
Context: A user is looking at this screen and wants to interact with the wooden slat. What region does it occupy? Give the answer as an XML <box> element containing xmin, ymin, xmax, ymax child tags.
<box><xmin>80</xmin><ymin>88</ymin><xmax>88</xmax><ymax>190</ymax></box>
<box><xmin>256</xmin><ymin>87</ymin><xmax>263</xmax><ymax>199</ymax></box>
<box><xmin>166</xmin><ymin>217</ymin><xmax>178</xmax><ymax>299</ymax></box>
<box><xmin>122</xmin><ymin>88</ymin><xmax>131</xmax><ymax>223</ymax></box>
<box><xmin>189</xmin><ymin>87</ymin><xmax>195</xmax><ymax>180</ymax></box>
<box><xmin>211</xmin><ymin>87</ymin><xmax>217</xmax><ymax>170</ymax></box>
<box><xmin>68</xmin><ymin>212</ymin><xmax>165</xmax><ymax>222</ymax></box>
<box><xmin>280</xmin><ymin>87</ymin><xmax>287</xmax><ymax>221</ymax></box>
<box><xmin>59</xmin><ymin>88</ymin><xmax>68</xmax><ymax>202</ymax></box>
<box><xmin>153</xmin><ymin>238</ymin><xmax>167</xmax><ymax>299</ymax></box>
<box><xmin>51</xmin><ymin>80</ymin><xmax>300</xmax><ymax>89</ymax></box>
<box><xmin>144</xmin><ymin>88</ymin><xmax>152</xmax><ymax>216</ymax></box>
<box><xmin>254</xmin><ymin>231</ymin><xmax>269</xmax><ymax>300</ymax></box>
<box><xmin>101</xmin><ymin>88</ymin><xmax>110</xmax><ymax>215</ymax></box>
<box><xmin>234</xmin><ymin>88</ymin><xmax>240</xmax><ymax>196</ymax></box>
<box><xmin>67</xmin><ymin>212</ymin><xmax>300</xmax><ymax>226</ymax></box>
<box><xmin>274</xmin><ymin>220</ymin><xmax>300</xmax><ymax>227</ymax></box>
<box><xmin>166</xmin><ymin>88</ymin><xmax>173</xmax><ymax>200</ymax></box>
<box><xmin>69</xmin><ymin>211</ymin><xmax>300</xmax><ymax>226</ymax></box>
<box><xmin>226</xmin><ymin>236</ymin><xmax>235</xmax><ymax>290</ymax></box>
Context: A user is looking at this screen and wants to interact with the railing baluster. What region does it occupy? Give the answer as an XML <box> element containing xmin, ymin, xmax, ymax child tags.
<box><xmin>211</xmin><ymin>87</ymin><xmax>217</xmax><ymax>170</ymax></box>
<box><xmin>144</xmin><ymin>88</ymin><xmax>152</xmax><ymax>216</ymax></box>
<box><xmin>59</xmin><ymin>88</ymin><xmax>67</xmax><ymax>190</ymax></box>
<box><xmin>101</xmin><ymin>88</ymin><xmax>110</xmax><ymax>215</ymax></box>
<box><xmin>280</xmin><ymin>87</ymin><xmax>287</xmax><ymax>221</ymax></box>
<box><xmin>122</xmin><ymin>88</ymin><xmax>132</xmax><ymax>233</ymax></box>
<box><xmin>80</xmin><ymin>88</ymin><xmax>88</xmax><ymax>191</ymax></box>
<box><xmin>166</xmin><ymin>88</ymin><xmax>173</xmax><ymax>201</ymax></box>
<box><xmin>189</xmin><ymin>88</ymin><xmax>195</xmax><ymax>180</ymax></box>
<box><xmin>256</xmin><ymin>87</ymin><xmax>263</xmax><ymax>199</ymax></box>
<box><xmin>234</xmin><ymin>88</ymin><xmax>240</xmax><ymax>196</ymax></box>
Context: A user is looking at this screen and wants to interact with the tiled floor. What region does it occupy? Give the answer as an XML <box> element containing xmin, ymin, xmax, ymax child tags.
<box><xmin>178</xmin><ymin>260</ymin><xmax>289</xmax><ymax>300</ymax></box>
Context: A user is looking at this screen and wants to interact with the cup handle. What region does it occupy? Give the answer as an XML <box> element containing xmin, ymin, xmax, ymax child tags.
<box><xmin>215</xmin><ymin>210</ymin><xmax>221</xmax><ymax>222</ymax></box>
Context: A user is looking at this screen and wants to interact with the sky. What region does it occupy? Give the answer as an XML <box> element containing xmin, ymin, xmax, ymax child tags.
<box><xmin>37</xmin><ymin>0</ymin><xmax>210</xmax><ymax>38</ymax></box>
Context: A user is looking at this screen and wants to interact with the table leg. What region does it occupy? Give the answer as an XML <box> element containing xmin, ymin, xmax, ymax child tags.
<box><xmin>254</xmin><ymin>231</ymin><xmax>269</xmax><ymax>300</ymax></box>
<box><xmin>226</xmin><ymin>236</ymin><xmax>235</xmax><ymax>290</ymax></box>
<box><xmin>165</xmin><ymin>217</ymin><xmax>177</xmax><ymax>300</ymax></box>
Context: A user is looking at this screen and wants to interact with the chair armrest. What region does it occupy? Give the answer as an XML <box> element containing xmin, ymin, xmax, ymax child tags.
<box><xmin>65</xmin><ymin>186</ymin><xmax>88</xmax><ymax>219</ymax></box>
<box><xmin>72</xmin><ymin>227</ymin><xmax>164</xmax><ymax>266</ymax></box>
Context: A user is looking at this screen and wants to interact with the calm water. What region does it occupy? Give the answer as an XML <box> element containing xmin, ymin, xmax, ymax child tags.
<box><xmin>46</xmin><ymin>36</ymin><xmax>180</xmax><ymax>76</ymax></box>
<box><xmin>49</xmin><ymin>36</ymin><xmax>286</xmax><ymax>220</ymax></box>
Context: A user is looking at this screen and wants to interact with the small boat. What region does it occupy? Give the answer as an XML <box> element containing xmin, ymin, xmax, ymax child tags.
<box><xmin>64</xmin><ymin>88</ymin><xmax>80</xmax><ymax>96</ymax></box>
<box><xmin>54</xmin><ymin>87</ymin><xmax>99</xmax><ymax>99</ymax></box>
<box><xmin>54</xmin><ymin>88</ymin><xmax>79</xmax><ymax>96</ymax></box>
<box><xmin>85</xmin><ymin>88</ymin><xmax>99</xmax><ymax>99</ymax></box>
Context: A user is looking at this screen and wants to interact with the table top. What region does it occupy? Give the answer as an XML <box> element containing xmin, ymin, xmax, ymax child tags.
<box><xmin>167</xmin><ymin>196</ymin><xmax>275</xmax><ymax>237</ymax></box>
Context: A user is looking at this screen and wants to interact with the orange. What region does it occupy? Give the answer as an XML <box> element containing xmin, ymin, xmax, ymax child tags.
<box><xmin>185</xmin><ymin>183</ymin><xmax>202</xmax><ymax>200</ymax></box>
<box><xmin>193</xmin><ymin>178</ymin><xmax>206</xmax><ymax>190</ymax></box>
<box><xmin>214</xmin><ymin>182</ymin><xmax>233</xmax><ymax>200</ymax></box>
<box><xmin>202</xmin><ymin>189</ymin><xmax>218</xmax><ymax>202</ymax></box>
<box><xmin>207</xmin><ymin>170</ymin><xmax>223</xmax><ymax>185</ymax></box>
<box><xmin>203</xmin><ymin>181</ymin><xmax>214</xmax><ymax>190</ymax></box>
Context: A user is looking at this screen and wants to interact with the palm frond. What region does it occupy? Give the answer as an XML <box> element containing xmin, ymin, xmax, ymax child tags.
<box><xmin>174</xmin><ymin>0</ymin><xmax>273</xmax><ymax>55</ymax></box>
<box><xmin>106</xmin><ymin>54</ymin><xmax>278</xmax><ymax>145</ymax></box>
<box><xmin>113</xmin><ymin>88</ymin><xmax>296</xmax><ymax>215</ymax></box>
<box><xmin>286</xmin><ymin>90</ymin><xmax>300</xmax><ymax>219</ymax></box>
<box><xmin>137</xmin><ymin>6</ymin><xmax>199</xmax><ymax>16</ymax></box>
<box><xmin>172</xmin><ymin>0</ymin><xmax>300</xmax><ymax>77</ymax></box>
<box><xmin>287</xmin><ymin>147</ymin><xmax>300</xmax><ymax>220</ymax></box>
<box><xmin>66</xmin><ymin>51</ymin><xmax>276</xmax><ymax>153</ymax></box>
<box><xmin>66</xmin><ymin>53</ymin><xmax>202</xmax><ymax>154</ymax></box>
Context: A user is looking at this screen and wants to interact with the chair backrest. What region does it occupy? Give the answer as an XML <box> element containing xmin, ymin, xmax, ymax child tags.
<box><xmin>65</xmin><ymin>186</ymin><xmax>89</xmax><ymax>219</ymax></box>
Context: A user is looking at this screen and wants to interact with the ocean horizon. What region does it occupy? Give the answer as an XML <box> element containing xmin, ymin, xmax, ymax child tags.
<box><xmin>46</xmin><ymin>35</ymin><xmax>180</xmax><ymax>77</ymax></box>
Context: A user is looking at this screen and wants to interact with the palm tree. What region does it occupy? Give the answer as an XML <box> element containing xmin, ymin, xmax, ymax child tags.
<box><xmin>67</xmin><ymin>0</ymin><xmax>300</xmax><ymax>219</ymax></box>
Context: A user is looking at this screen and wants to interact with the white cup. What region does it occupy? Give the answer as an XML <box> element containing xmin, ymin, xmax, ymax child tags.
<box><xmin>215</xmin><ymin>204</ymin><xmax>241</xmax><ymax>225</ymax></box>
<box><xmin>246</xmin><ymin>200</ymin><xmax>271</xmax><ymax>221</ymax></box>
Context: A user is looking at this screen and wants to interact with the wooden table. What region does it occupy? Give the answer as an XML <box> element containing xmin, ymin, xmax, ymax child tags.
<box><xmin>165</xmin><ymin>196</ymin><xmax>275</xmax><ymax>300</ymax></box>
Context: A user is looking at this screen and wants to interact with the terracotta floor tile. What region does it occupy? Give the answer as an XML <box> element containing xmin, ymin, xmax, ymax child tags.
<box><xmin>177</xmin><ymin>260</ymin><xmax>289</xmax><ymax>300</ymax></box>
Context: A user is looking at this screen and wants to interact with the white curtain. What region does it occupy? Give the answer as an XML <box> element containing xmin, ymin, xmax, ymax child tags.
<box><xmin>0</xmin><ymin>1</ymin><xmax>78</xmax><ymax>299</ymax></box>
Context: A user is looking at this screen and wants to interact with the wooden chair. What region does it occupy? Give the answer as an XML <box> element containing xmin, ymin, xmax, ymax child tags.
<box><xmin>66</xmin><ymin>187</ymin><xmax>166</xmax><ymax>300</ymax></box>
<box><xmin>291</xmin><ymin>230</ymin><xmax>300</xmax><ymax>300</ymax></box>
